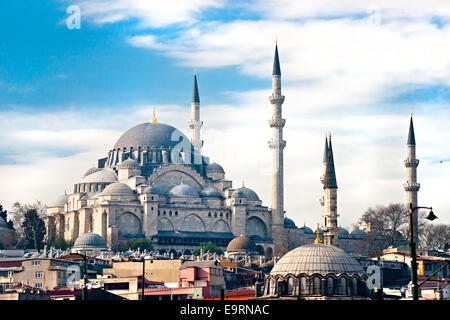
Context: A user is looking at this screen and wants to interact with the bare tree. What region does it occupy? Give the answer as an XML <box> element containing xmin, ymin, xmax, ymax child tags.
<box><xmin>21</xmin><ymin>209</ymin><xmax>46</xmax><ymax>250</ymax></box>
<box><xmin>418</xmin><ymin>223</ymin><xmax>450</xmax><ymax>251</ymax></box>
<box><xmin>360</xmin><ymin>203</ymin><xmax>407</xmax><ymax>247</ymax></box>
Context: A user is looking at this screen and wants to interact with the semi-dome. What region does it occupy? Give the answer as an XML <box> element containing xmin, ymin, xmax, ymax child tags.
<box><xmin>101</xmin><ymin>182</ymin><xmax>134</xmax><ymax>196</ymax></box>
<box><xmin>144</xmin><ymin>183</ymin><xmax>164</xmax><ymax>195</ymax></box>
<box><xmin>231</xmin><ymin>186</ymin><xmax>260</xmax><ymax>200</ymax></box>
<box><xmin>284</xmin><ymin>217</ymin><xmax>297</xmax><ymax>229</ymax></box>
<box><xmin>206</xmin><ymin>162</ymin><xmax>224</xmax><ymax>173</ymax></box>
<box><xmin>199</xmin><ymin>186</ymin><xmax>223</xmax><ymax>198</ymax></box>
<box><xmin>227</xmin><ymin>235</ymin><xmax>256</xmax><ymax>253</ymax></box>
<box><xmin>169</xmin><ymin>183</ymin><xmax>199</xmax><ymax>198</ymax></box>
<box><xmin>81</xmin><ymin>169</ymin><xmax>118</xmax><ymax>184</ymax></box>
<box><xmin>299</xmin><ymin>225</ymin><xmax>314</xmax><ymax>234</ymax></box>
<box><xmin>270</xmin><ymin>243</ymin><xmax>365</xmax><ymax>277</ymax></box>
<box><xmin>50</xmin><ymin>194</ymin><xmax>68</xmax><ymax>208</ymax></box>
<box><xmin>73</xmin><ymin>232</ymin><xmax>107</xmax><ymax>250</ymax></box>
<box><xmin>113</xmin><ymin>122</ymin><xmax>192</xmax><ymax>151</ymax></box>
<box><xmin>83</xmin><ymin>166</ymin><xmax>102</xmax><ymax>178</ymax></box>
<box><xmin>119</xmin><ymin>158</ymin><xmax>140</xmax><ymax>169</ymax></box>
<box><xmin>350</xmin><ymin>229</ymin><xmax>367</xmax><ymax>239</ymax></box>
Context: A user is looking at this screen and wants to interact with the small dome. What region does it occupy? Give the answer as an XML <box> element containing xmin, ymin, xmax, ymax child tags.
<box><xmin>199</xmin><ymin>186</ymin><xmax>223</xmax><ymax>198</ymax></box>
<box><xmin>81</xmin><ymin>170</ymin><xmax>118</xmax><ymax>184</ymax></box>
<box><xmin>270</xmin><ymin>243</ymin><xmax>365</xmax><ymax>277</ymax></box>
<box><xmin>119</xmin><ymin>158</ymin><xmax>140</xmax><ymax>169</ymax></box>
<box><xmin>284</xmin><ymin>217</ymin><xmax>297</xmax><ymax>229</ymax></box>
<box><xmin>339</xmin><ymin>228</ymin><xmax>350</xmax><ymax>237</ymax></box>
<box><xmin>144</xmin><ymin>183</ymin><xmax>164</xmax><ymax>195</ymax></box>
<box><xmin>50</xmin><ymin>194</ymin><xmax>68</xmax><ymax>208</ymax></box>
<box><xmin>73</xmin><ymin>232</ymin><xmax>107</xmax><ymax>250</ymax></box>
<box><xmin>169</xmin><ymin>183</ymin><xmax>199</xmax><ymax>198</ymax></box>
<box><xmin>350</xmin><ymin>228</ymin><xmax>367</xmax><ymax>238</ymax></box>
<box><xmin>227</xmin><ymin>235</ymin><xmax>256</xmax><ymax>253</ymax></box>
<box><xmin>206</xmin><ymin>162</ymin><xmax>224</xmax><ymax>173</ymax></box>
<box><xmin>101</xmin><ymin>182</ymin><xmax>134</xmax><ymax>196</ymax></box>
<box><xmin>83</xmin><ymin>167</ymin><xmax>102</xmax><ymax>178</ymax></box>
<box><xmin>231</xmin><ymin>186</ymin><xmax>260</xmax><ymax>201</ymax></box>
<box><xmin>299</xmin><ymin>226</ymin><xmax>314</xmax><ymax>234</ymax></box>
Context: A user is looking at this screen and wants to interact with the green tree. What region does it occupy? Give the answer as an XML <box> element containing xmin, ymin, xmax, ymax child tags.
<box><xmin>118</xmin><ymin>238</ymin><xmax>153</xmax><ymax>252</ymax></box>
<box><xmin>0</xmin><ymin>203</ymin><xmax>14</xmax><ymax>230</ymax></box>
<box><xmin>50</xmin><ymin>236</ymin><xmax>71</xmax><ymax>250</ymax></box>
<box><xmin>9</xmin><ymin>201</ymin><xmax>46</xmax><ymax>243</ymax></box>
<box><xmin>22</xmin><ymin>209</ymin><xmax>46</xmax><ymax>250</ymax></box>
<box><xmin>194</xmin><ymin>241</ymin><xmax>223</xmax><ymax>256</ymax></box>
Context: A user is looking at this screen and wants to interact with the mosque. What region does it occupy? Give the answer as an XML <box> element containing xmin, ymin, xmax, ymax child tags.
<box><xmin>43</xmin><ymin>45</ymin><xmax>416</xmax><ymax>260</ymax></box>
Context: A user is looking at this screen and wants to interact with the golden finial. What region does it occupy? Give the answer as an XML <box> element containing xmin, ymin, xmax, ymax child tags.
<box><xmin>314</xmin><ymin>223</ymin><xmax>322</xmax><ymax>243</ymax></box>
<box><xmin>329</xmin><ymin>132</ymin><xmax>332</xmax><ymax>142</ymax></box>
<box><xmin>410</xmin><ymin>111</ymin><xmax>413</xmax><ymax>117</ymax></box>
<box><xmin>275</xmin><ymin>36</ymin><xmax>278</xmax><ymax>45</ymax></box>
<box><xmin>151</xmin><ymin>105</ymin><xmax>157</xmax><ymax>123</ymax></box>
<box><xmin>194</xmin><ymin>67</ymin><xmax>196</xmax><ymax>75</ymax></box>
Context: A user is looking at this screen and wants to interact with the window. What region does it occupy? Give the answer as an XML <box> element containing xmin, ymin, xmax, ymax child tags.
<box><xmin>220</xmin><ymin>212</ymin><xmax>223</xmax><ymax>217</ymax></box>
<box><xmin>208</xmin><ymin>212</ymin><xmax>211</xmax><ymax>217</ymax></box>
<box><xmin>214</xmin><ymin>212</ymin><xmax>217</xmax><ymax>217</ymax></box>
<box><xmin>35</xmin><ymin>283</ymin><xmax>43</xmax><ymax>289</ymax></box>
<box><xmin>169</xmin><ymin>211</ymin><xmax>172</xmax><ymax>216</ymax></box>
<box><xmin>35</xmin><ymin>272</ymin><xmax>43</xmax><ymax>279</ymax></box>
<box><xmin>32</xmin><ymin>261</ymin><xmax>41</xmax><ymax>266</ymax></box>
<box><xmin>175</xmin><ymin>211</ymin><xmax>178</xmax><ymax>216</ymax></box>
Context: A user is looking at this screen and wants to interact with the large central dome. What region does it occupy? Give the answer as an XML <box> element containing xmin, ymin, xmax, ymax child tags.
<box><xmin>113</xmin><ymin>122</ymin><xmax>192</xmax><ymax>150</ymax></box>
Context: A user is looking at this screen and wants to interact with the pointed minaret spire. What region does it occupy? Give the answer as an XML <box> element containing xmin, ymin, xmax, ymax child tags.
<box><xmin>407</xmin><ymin>114</ymin><xmax>416</xmax><ymax>145</ymax></box>
<box><xmin>272</xmin><ymin>43</ymin><xmax>281</xmax><ymax>76</ymax></box>
<box><xmin>268</xmin><ymin>42</ymin><xmax>287</xmax><ymax>256</ymax></box>
<box><xmin>322</xmin><ymin>134</ymin><xmax>329</xmax><ymax>165</ymax></box>
<box><xmin>189</xmin><ymin>72</ymin><xmax>203</xmax><ymax>155</ymax></box>
<box><xmin>323</xmin><ymin>134</ymin><xmax>337</xmax><ymax>189</ymax></box>
<box><xmin>192</xmin><ymin>72</ymin><xmax>200</xmax><ymax>103</ymax></box>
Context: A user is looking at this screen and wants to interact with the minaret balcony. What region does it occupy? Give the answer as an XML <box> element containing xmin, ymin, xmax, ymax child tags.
<box><xmin>403</xmin><ymin>182</ymin><xmax>420</xmax><ymax>191</ymax></box>
<box><xmin>268</xmin><ymin>119</ymin><xmax>286</xmax><ymax>128</ymax></box>
<box><xmin>269</xmin><ymin>95</ymin><xmax>285</xmax><ymax>105</ymax></box>
<box><xmin>404</xmin><ymin>158</ymin><xmax>419</xmax><ymax>167</ymax></box>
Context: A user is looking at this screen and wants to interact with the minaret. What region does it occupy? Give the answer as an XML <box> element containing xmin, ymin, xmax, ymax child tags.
<box><xmin>268</xmin><ymin>43</ymin><xmax>287</xmax><ymax>256</ymax></box>
<box><xmin>319</xmin><ymin>135</ymin><xmax>329</xmax><ymax>216</ymax></box>
<box><xmin>188</xmin><ymin>72</ymin><xmax>203</xmax><ymax>155</ymax></box>
<box><xmin>322</xmin><ymin>134</ymin><xmax>339</xmax><ymax>247</ymax></box>
<box><xmin>403</xmin><ymin>115</ymin><xmax>420</xmax><ymax>243</ymax></box>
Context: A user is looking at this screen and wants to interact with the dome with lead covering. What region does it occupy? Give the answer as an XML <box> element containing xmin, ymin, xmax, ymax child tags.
<box><xmin>284</xmin><ymin>218</ymin><xmax>297</xmax><ymax>229</ymax></box>
<box><xmin>169</xmin><ymin>183</ymin><xmax>199</xmax><ymax>198</ymax></box>
<box><xmin>339</xmin><ymin>228</ymin><xmax>350</xmax><ymax>238</ymax></box>
<box><xmin>145</xmin><ymin>183</ymin><xmax>164</xmax><ymax>195</ymax></box>
<box><xmin>350</xmin><ymin>229</ymin><xmax>367</xmax><ymax>239</ymax></box>
<box><xmin>227</xmin><ymin>235</ymin><xmax>256</xmax><ymax>253</ymax></box>
<box><xmin>101</xmin><ymin>182</ymin><xmax>134</xmax><ymax>196</ymax></box>
<box><xmin>119</xmin><ymin>158</ymin><xmax>140</xmax><ymax>169</ymax></box>
<box><xmin>83</xmin><ymin>167</ymin><xmax>102</xmax><ymax>178</ymax></box>
<box><xmin>300</xmin><ymin>225</ymin><xmax>314</xmax><ymax>234</ymax></box>
<box><xmin>231</xmin><ymin>186</ymin><xmax>260</xmax><ymax>200</ymax></box>
<box><xmin>113</xmin><ymin>122</ymin><xmax>192</xmax><ymax>151</ymax></box>
<box><xmin>81</xmin><ymin>170</ymin><xmax>118</xmax><ymax>183</ymax></box>
<box><xmin>50</xmin><ymin>194</ymin><xmax>68</xmax><ymax>208</ymax></box>
<box><xmin>206</xmin><ymin>162</ymin><xmax>224</xmax><ymax>173</ymax></box>
<box><xmin>73</xmin><ymin>232</ymin><xmax>107</xmax><ymax>250</ymax></box>
<box><xmin>270</xmin><ymin>243</ymin><xmax>365</xmax><ymax>277</ymax></box>
<box><xmin>199</xmin><ymin>186</ymin><xmax>223</xmax><ymax>198</ymax></box>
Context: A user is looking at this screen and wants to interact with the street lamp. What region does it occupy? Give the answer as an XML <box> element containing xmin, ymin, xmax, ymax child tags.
<box><xmin>408</xmin><ymin>204</ymin><xmax>437</xmax><ymax>301</ymax></box>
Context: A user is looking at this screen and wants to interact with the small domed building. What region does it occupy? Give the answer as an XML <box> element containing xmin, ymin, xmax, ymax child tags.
<box><xmin>226</xmin><ymin>235</ymin><xmax>263</xmax><ymax>261</ymax></box>
<box><xmin>263</xmin><ymin>236</ymin><xmax>369</xmax><ymax>299</ymax></box>
<box><xmin>72</xmin><ymin>232</ymin><xmax>109</xmax><ymax>256</ymax></box>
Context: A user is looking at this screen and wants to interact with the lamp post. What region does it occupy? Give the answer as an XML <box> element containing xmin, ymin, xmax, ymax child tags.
<box><xmin>408</xmin><ymin>203</ymin><xmax>437</xmax><ymax>301</ymax></box>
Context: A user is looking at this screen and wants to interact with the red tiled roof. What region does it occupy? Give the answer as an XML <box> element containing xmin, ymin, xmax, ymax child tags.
<box><xmin>0</xmin><ymin>260</ymin><xmax>22</xmax><ymax>267</ymax></box>
<box><xmin>56</xmin><ymin>253</ymin><xmax>97</xmax><ymax>260</ymax></box>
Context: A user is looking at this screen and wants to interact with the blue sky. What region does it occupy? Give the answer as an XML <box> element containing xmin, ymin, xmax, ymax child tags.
<box><xmin>0</xmin><ymin>0</ymin><xmax>449</xmax><ymax>228</ymax></box>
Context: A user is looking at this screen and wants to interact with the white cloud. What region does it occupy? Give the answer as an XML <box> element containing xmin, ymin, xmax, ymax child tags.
<box><xmin>76</xmin><ymin>0</ymin><xmax>225</xmax><ymax>28</ymax></box>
